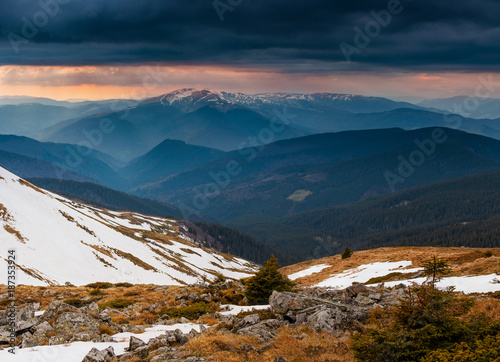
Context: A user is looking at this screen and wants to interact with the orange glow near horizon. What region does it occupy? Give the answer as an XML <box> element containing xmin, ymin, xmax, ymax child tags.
<box><xmin>1</xmin><ymin>65</ymin><xmax>499</xmax><ymax>101</ymax></box>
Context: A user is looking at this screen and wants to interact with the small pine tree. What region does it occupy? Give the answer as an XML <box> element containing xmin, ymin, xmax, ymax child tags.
<box><xmin>422</xmin><ymin>256</ymin><xmax>451</xmax><ymax>287</ymax></box>
<box><xmin>341</xmin><ymin>246</ymin><xmax>353</xmax><ymax>259</ymax></box>
<box><xmin>244</xmin><ymin>255</ymin><xmax>294</xmax><ymax>305</ymax></box>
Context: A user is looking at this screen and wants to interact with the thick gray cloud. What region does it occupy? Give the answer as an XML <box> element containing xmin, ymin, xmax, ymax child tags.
<box><xmin>0</xmin><ymin>0</ymin><xmax>499</xmax><ymax>72</ymax></box>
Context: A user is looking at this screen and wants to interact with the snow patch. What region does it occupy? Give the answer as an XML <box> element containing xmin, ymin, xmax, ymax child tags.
<box><xmin>288</xmin><ymin>264</ymin><xmax>330</xmax><ymax>280</ymax></box>
<box><xmin>219</xmin><ymin>304</ymin><xmax>271</xmax><ymax>316</ymax></box>
<box><xmin>314</xmin><ymin>261</ymin><xmax>415</xmax><ymax>289</ymax></box>
<box><xmin>379</xmin><ymin>274</ymin><xmax>500</xmax><ymax>294</ymax></box>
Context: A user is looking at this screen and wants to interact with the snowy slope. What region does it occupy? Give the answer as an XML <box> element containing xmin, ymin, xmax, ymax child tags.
<box><xmin>285</xmin><ymin>259</ymin><xmax>500</xmax><ymax>294</ymax></box>
<box><xmin>0</xmin><ymin>167</ymin><xmax>257</xmax><ymax>286</ymax></box>
<box><xmin>312</xmin><ymin>262</ymin><xmax>500</xmax><ymax>294</ymax></box>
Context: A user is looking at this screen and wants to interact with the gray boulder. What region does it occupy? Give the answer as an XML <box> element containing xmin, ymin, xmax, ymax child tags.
<box><xmin>81</xmin><ymin>346</ymin><xmax>116</xmax><ymax>362</ymax></box>
<box><xmin>236</xmin><ymin>314</ymin><xmax>260</xmax><ymax>329</ymax></box>
<box><xmin>80</xmin><ymin>302</ymin><xmax>99</xmax><ymax>315</ymax></box>
<box><xmin>237</xmin><ymin>319</ymin><xmax>283</xmax><ymax>342</ymax></box>
<box><xmin>54</xmin><ymin>312</ymin><xmax>100</xmax><ymax>340</ymax></box>
<box><xmin>345</xmin><ymin>284</ymin><xmax>370</xmax><ymax>298</ymax></box>
<box><xmin>128</xmin><ymin>335</ymin><xmax>145</xmax><ymax>351</ymax></box>
<box><xmin>35</xmin><ymin>321</ymin><xmax>54</xmax><ymax>333</ymax></box>
<box><xmin>39</xmin><ymin>301</ymin><xmax>78</xmax><ymax>324</ymax></box>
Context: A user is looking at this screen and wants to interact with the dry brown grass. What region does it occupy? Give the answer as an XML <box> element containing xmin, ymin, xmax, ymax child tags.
<box><xmin>181</xmin><ymin>325</ymin><xmax>353</xmax><ymax>362</ymax></box>
<box><xmin>116</xmin><ymin>355</ymin><xmax>141</xmax><ymax>362</ymax></box>
<box><xmin>98</xmin><ymin>324</ymin><xmax>115</xmax><ymax>335</ymax></box>
<box><xmin>0</xmin><ymin>203</ymin><xmax>12</xmax><ymax>221</ymax></box>
<box><xmin>80</xmin><ymin>241</ymin><xmax>115</xmax><ymax>259</ymax></box>
<box><xmin>197</xmin><ymin>314</ymin><xmax>220</xmax><ymax>326</ymax></box>
<box><xmin>111</xmin><ymin>248</ymin><xmax>157</xmax><ymax>271</ymax></box>
<box><xmin>267</xmin><ymin>326</ymin><xmax>353</xmax><ymax>362</ymax></box>
<box><xmin>59</xmin><ymin>210</ymin><xmax>75</xmax><ymax>222</ymax></box>
<box><xmin>0</xmin><ymin>284</ymin><xmax>184</xmax><ymax>311</ymax></box>
<box><xmin>182</xmin><ymin>331</ymin><xmax>263</xmax><ymax>361</ymax></box>
<box><xmin>464</xmin><ymin>297</ymin><xmax>500</xmax><ymax>322</ymax></box>
<box><xmin>281</xmin><ymin>247</ymin><xmax>500</xmax><ymax>286</ymax></box>
<box><xmin>18</xmin><ymin>179</ymin><xmax>46</xmax><ymax>194</ymax></box>
<box><xmin>3</xmin><ymin>224</ymin><xmax>26</xmax><ymax>243</ymax></box>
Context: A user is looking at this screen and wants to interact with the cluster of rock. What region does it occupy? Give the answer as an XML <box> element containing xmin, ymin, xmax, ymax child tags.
<box><xmin>0</xmin><ymin>298</ymin><xmax>209</xmax><ymax>361</ymax></box>
<box><xmin>0</xmin><ymin>282</ymin><xmax>407</xmax><ymax>361</ymax></box>
<box><xmin>83</xmin><ymin>330</ymin><xmax>206</xmax><ymax>362</ymax></box>
<box><xmin>269</xmin><ymin>283</ymin><xmax>405</xmax><ymax>335</ymax></box>
<box><xmin>207</xmin><ymin>283</ymin><xmax>407</xmax><ymax>343</ymax></box>
<box><xmin>0</xmin><ymin>299</ymin><xmax>193</xmax><ymax>342</ymax></box>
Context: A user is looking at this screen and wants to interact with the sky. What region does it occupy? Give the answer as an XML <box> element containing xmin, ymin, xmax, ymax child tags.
<box><xmin>0</xmin><ymin>0</ymin><xmax>499</xmax><ymax>101</ymax></box>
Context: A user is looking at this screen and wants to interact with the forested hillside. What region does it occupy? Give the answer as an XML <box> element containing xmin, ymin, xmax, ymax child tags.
<box><xmin>239</xmin><ymin>172</ymin><xmax>500</xmax><ymax>263</ymax></box>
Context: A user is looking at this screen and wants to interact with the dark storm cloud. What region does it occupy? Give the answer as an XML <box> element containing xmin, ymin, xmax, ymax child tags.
<box><xmin>0</xmin><ymin>0</ymin><xmax>499</xmax><ymax>72</ymax></box>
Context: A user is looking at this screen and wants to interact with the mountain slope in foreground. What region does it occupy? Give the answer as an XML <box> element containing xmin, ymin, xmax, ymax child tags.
<box><xmin>0</xmin><ymin>167</ymin><xmax>257</xmax><ymax>286</ymax></box>
<box><xmin>281</xmin><ymin>247</ymin><xmax>500</xmax><ymax>293</ymax></box>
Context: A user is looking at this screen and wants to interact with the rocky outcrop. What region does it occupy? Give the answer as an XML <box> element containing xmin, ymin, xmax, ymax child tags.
<box><xmin>267</xmin><ymin>284</ymin><xmax>407</xmax><ymax>335</ymax></box>
<box><xmin>269</xmin><ymin>291</ymin><xmax>370</xmax><ymax>334</ymax></box>
<box><xmin>113</xmin><ymin>330</ymin><xmax>204</xmax><ymax>361</ymax></box>
<box><xmin>0</xmin><ymin>281</ymin><xmax>408</xmax><ymax>360</ymax></box>
<box><xmin>54</xmin><ymin>312</ymin><xmax>100</xmax><ymax>341</ymax></box>
<box><xmin>82</xmin><ymin>346</ymin><xmax>116</xmax><ymax>362</ymax></box>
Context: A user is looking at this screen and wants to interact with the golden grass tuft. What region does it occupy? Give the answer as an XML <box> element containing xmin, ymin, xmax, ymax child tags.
<box><xmin>117</xmin><ymin>355</ymin><xmax>141</xmax><ymax>362</ymax></box>
<box><xmin>111</xmin><ymin>314</ymin><xmax>128</xmax><ymax>324</ymax></box>
<box><xmin>98</xmin><ymin>324</ymin><xmax>115</xmax><ymax>335</ymax></box>
<box><xmin>197</xmin><ymin>314</ymin><xmax>220</xmax><ymax>326</ymax></box>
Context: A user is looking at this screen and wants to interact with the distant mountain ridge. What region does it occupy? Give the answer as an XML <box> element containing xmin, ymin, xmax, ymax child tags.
<box><xmin>0</xmin><ymin>135</ymin><xmax>123</xmax><ymax>187</ymax></box>
<box><xmin>419</xmin><ymin>96</ymin><xmax>500</xmax><ymax>120</ymax></box>
<box><xmin>131</xmin><ymin>127</ymin><xmax>500</xmax><ymax>218</ymax></box>
<box><xmin>2</xmin><ymin>89</ymin><xmax>500</xmax><ymax>163</ymax></box>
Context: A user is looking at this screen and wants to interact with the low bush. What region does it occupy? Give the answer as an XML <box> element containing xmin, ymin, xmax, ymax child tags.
<box><xmin>89</xmin><ymin>289</ymin><xmax>106</xmax><ymax>296</ymax></box>
<box><xmin>86</xmin><ymin>282</ymin><xmax>113</xmax><ymax>289</ymax></box>
<box><xmin>341</xmin><ymin>246</ymin><xmax>353</xmax><ymax>259</ymax></box>
<box><xmin>99</xmin><ymin>298</ymin><xmax>135</xmax><ymax>310</ymax></box>
<box><xmin>115</xmin><ymin>282</ymin><xmax>134</xmax><ymax>288</ymax></box>
<box><xmin>64</xmin><ymin>298</ymin><xmax>88</xmax><ymax>308</ymax></box>
<box><xmin>160</xmin><ymin>302</ymin><xmax>214</xmax><ymax>320</ymax></box>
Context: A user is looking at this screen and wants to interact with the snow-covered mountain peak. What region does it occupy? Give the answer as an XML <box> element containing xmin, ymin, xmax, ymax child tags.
<box><xmin>152</xmin><ymin>89</ymin><xmax>394</xmax><ymax>111</ymax></box>
<box><xmin>159</xmin><ymin>88</ymin><xmax>199</xmax><ymax>105</ymax></box>
<box><xmin>0</xmin><ymin>167</ymin><xmax>257</xmax><ymax>286</ymax></box>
